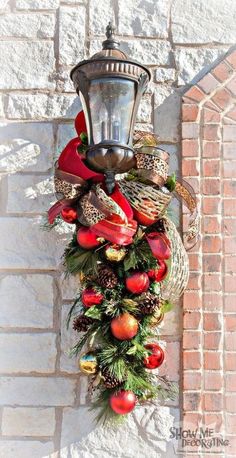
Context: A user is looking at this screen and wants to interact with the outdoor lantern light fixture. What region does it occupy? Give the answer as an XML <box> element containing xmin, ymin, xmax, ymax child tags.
<box><xmin>70</xmin><ymin>22</ymin><xmax>151</xmax><ymax>193</ymax></box>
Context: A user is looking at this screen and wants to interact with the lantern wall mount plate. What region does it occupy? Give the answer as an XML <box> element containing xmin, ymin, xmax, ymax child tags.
<box><xmin>70</xmin><ymin>22</ymin><xmax>151</xmax><ymax>193</ymax></box>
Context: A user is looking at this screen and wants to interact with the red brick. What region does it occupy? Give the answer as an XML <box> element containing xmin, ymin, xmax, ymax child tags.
<box><xmin>224</xmin><ymin>199</ymin><xmax>236</xmax><ymax>216</ymax></box>
<box><xmin>212</xmin><ymin>61</ymin><xmax>234</xmax><ymax>82</ymax></box>
<box><xmin>204</xmin><ymin>100</ymin><xmax>221</xmax><ymax>112</ymax></box>
<box><xmin>183</xmin><ymin>351</ymin><xmax>201</xmax><ymax>370</ymax></box>
<box><xmin>225</xmin><ymin>315</ymin><xmax>236</xmax><ymax>331</ymax></box>
<box><xmin>183</xmin><ymin>371</ymin><xmax>201</xmax><ymax>389</ymax></box>
<box><xmin>198</xmin><ymin>73</ymin><xmax>219</xmax><ymax>94</ymax></box>
<box><xmin>225</xmin><ymin>332</ymin><xmax>236</xmax><ymax>351</ymax></box>
<box><xmin>223</xmin><ymin>143</ymin><xmax>236</xmax><ymax>159</ymax></box>
<box><xmin>187</xmin><ymin>253</ymin><xmax>200</xmax><ymax>271</ymax></box>
<box><xmin>183</xmin><ymin>311</ymin><xmax>201</xmax><ymax>330</ymax></box>
<box><xmin>203</xmin><ymin>197</ymin><xmax>221</xmax><ymax>215</ymax></box>
<box><xmin>182</xmin><ymin>412</ymin><xmax>202</xmax><ymax>429</ymax></box>
<box><xmin>186</xmin><ymin>272</ymin><xmax>201</xmax><ymax>290</ymax></box>
<box><xmin>223</xmin><ymin>180</ymin><xmax>236</xmax><ymax>197</ymax></box>
<box><xmin>203</xmin><ymin>159</ymin><xmax>220</xmax><ymax>177</ymax></box>
<box><xmin>226</xmin><ymin>394</ymin><xmax>236</xmax><ymax>413</ymax></box>
<box><xmin>182</xmin><ymin>122</ymin><xmax>199</xmax><ymax>139</ymax></box>
<box><xmin>225</xmin><ymin>256</ymin><xmax>236</xmax><ymax>274</ymax></box>
<box><xmin>225</xmin><ymin>352</ymin><xmax>236</xmax><ymax>370</ymax></box>
<box><xmin>203</xmin><ymin>393</ymin><xmax>223</xmax><ymax>411</ymax></box>
<box><xmin>203</xmin><ymin>216</ymin><xmax>221</xmax><ymax>234</ymax></box>
<box><xmin>183</xmin><ymin>331</ymin><xmax>201</xmax><ymax>349</ymax></box>
<box><xmin>204</xmin><ymin>413</ymin><xmax>223</xmax><ymax>432</ymax></box>
<box><xmin>185</xmin><ymin>86</ymin><xmax>205</xmax><ymax>102</ymax></box>
<box><xmin>202</xmin><ymin>235</ymin><xmax>222</xmax><ymax>253</ymax></box>
<box><xmin>226</xmin><ymin>78</ymin><xmax>236</xmax><ymax>96</ymax></box>
<box><xmin>203</xmin><ymin>141</ymin><xmax>220</xmax><ymax>158</ymax></box>
<box><xmin>226</xmin><ymin>413</ymin><xmax>236</xmax><ymax>435</ymax></box>
<box><xmin>226</xmin><ymin>50</ymin><xmax>236</xmax><ymax>67</ymax></box>
<box><xmin>204</xmin><ymin>372</ymin><xmax>222</xmax><ymax>390</ymax></box>
<box><xmin>203</xmin><ymin>124</ymin><xmax>220</xmax><ymax>141</ymax></box>
<box><xmin>182</xmin><ymin>104</ymin><xmax>199</xmax><ymax>122</ymax></box>
<box><xmin>204</xmin><ymin>332</ymin><xmax>222</xmax><ymax>350</ymax></box>
<box><xmin>182</xmin><ymin>139</ymin><xmax>199</xmax><ymax>157</ymax></box>
<box><xmin>225</xmin><ymin>295</ymin><xmax>236</xmax><ymax>312</ymax></box>
<box><xmin>223</xmin><ymin>162</ymin><xmax>236</xmax><ymax>178</ymax></box>
<box><xmin>203</xmin><ymin>274</ymin><xmax>221</xmax><ymax>292</ymax></box>
<box><xmin>212</xmin><ymin>88</ymin><xmax>232</xmax><ymax>109</ymax></box>
<box><xmin>204</xmin><ymin>351</ymin><xmax>221</xmax><ymax>370</ymax></box>
<box><xmin>224</xmin><ymin>236</ymin><xmax>236</xmax><ymax>253</ymax></box>
<box><xmin>224</xmin><ymin>219</ymin><xmax>236</xmax><ymax>236</ymax></box>
<box><xmin>203</xmin><ymin>254</ymin><xmax>221</xmax><ymax>273</ymax></box>
<box><xmin>203</xmin><ymin>293</ymin><xmax>223</xmax><ymax>311</ymax></box>
<box><xmin>202</xmin><ymin>108</ymin><xmax>221</xmax><ymax>123</ymax></box>
<box><xmin>183</xmin><ymin>392</ymin><xmax>201</xmax><ymax>411</ymax></box>
<box><xmin>202</xmin><ymin>178</ymin><xmax>220</xmax><ymax>195</ymax></box>
<box><xmin>225</xmin><ymin>276</ymin><xmax>236</xmax><ymax>293</ymax></box>
<box><xmin>226</xmin><ymin>374</ymin><xmax>236</xmax><ymax>391</ymax></box>
<box><xmin>182</xmin><ymin>158</ymin><xmax>199</xmax><ymax>176</ymax></box>
<box><xmin>183</xmin><ymin>290</ymin><xmax>201</xmax><ymax>310</ymax></box>
<box><xmin>226</xmin><ymin>109</ymin><xmax>236</xmax><ymax>121</ymax></box>
<box><xmin>203</xmin><ymin>312</ymin><xmax>222</xmax><ymax>331</ymax></box>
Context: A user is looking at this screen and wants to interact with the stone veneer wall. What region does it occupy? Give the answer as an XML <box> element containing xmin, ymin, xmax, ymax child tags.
<box><xmin>0</xmin><ymin>1</ymin><xmax>235</xmax><ymax>457</ymax></box>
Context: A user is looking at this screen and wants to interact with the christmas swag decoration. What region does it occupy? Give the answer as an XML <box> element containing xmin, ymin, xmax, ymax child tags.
<box><xmin>45</xmin><ymin>25</ymin><xmax>199</xmax><ymax>424</ymax></box>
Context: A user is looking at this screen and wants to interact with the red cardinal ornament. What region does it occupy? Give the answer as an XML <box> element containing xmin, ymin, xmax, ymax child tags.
<box><xmin>81</xmin><ymin>288</ymin><xmax>104</xmax><ymax>308</ymax></box>
<box><xmin>146</xmin><ymin>232</ymin><xmax>171</xmax><ymax>260</ymax></box>
<box><xmin>110</xmin><ymin>390</ymin><xmax>136</xmax><ymax>415</ymax></box>
<box><xmin>125</xmin><ymin>272</ymin><xmax>150</xmax><ymax>294</ymax></box>
<box><xmin>110</xmin><ymin>313</ymin><xmax>138</xmax><ymax>340</ymax></box>
<box><xmin>144</xmin><ymin>343</ymin><xmax>164</xmax><ymax>369</ymax></box>
<box><xmin>77</xmin><ymin>227</ymin><xmax>102</xmax><ymax>250</ymax></box>
<box><xmin>61</xmin><ymin>206</ymin><xmax>78</xmax><ymax>224</ymax></box>
<box><xmin>148</xmin><ymin>260</ymin><xmax>168</xmax><ymax>282</ymax></box>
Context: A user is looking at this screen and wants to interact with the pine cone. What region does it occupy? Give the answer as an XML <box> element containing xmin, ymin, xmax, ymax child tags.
<box><xmin>97</xmin><ymin>265</ymin><xmax>118</xmax><ymax>289</ymax></box>
<box><xmin>139</xmin><ymin>293</ymin><xmax>160</xmax><ymax>315</ymax></box>
<box><xmin>73</xmin><ymin>315</ymin><xmax>93</xmax><ymax>332</ymax></box>
<box><xmin>101</xmin><ymin>367</ymin><xmax>121</xmax><ymax>389</ymax></box>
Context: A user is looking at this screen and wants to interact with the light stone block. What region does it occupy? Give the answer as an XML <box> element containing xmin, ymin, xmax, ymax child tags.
<box><xmin>90</xmin><ymin>39</ymin><xmax>171</xmax><ymax>66</ymax></box>
<box><xmin>0</xmin><ymin>333</ymin><xmax>57</xmax><ymax>373</ymax></box>
<box><xmin>57</xmin><ymin>68</ymin><xmax>75</xmax><ymax>92</ymax></box>
<box><xmin>0</xmin><ymin>275</ymin><xmax>54</xmax><ymax>329</ymax></box>
<box><xmin>118</xmin><ymin>0</ymin><xmax>169</xmax><ymax>38</ymax></box>
<box><xmin>61</xmin><ymin>274</ymin><xmax>80</xmax><ymax>301</ymax></box>
<box><xmin>7</xmin><ymin>174</ymin><xmax>54</xmax><ymax>213</ymax></box>
<box><xmin>0</xmin><ymin>441</ymin><xmax>55</xmax><ymax>458</ymax></box>
<box><xmin>172</xmin><ymin>0</ymin><xmax>236</xmax><ymax>44</ymax></box>
<box><xmin>0</xmin><ymin>122</ymin><xmax>53</xmax><ymax>173</ymax></box>
<box><xmin>16</xmin><ymin>0</ymin><xmax>59</xmax><ymax>8</ymax></box>
<box><xmin>0</xmin><ymin>377</ymin><xmax>76</xmax><ymax>406</ymax></box>
<box><xmin>155</xmin><ymin>68</ymin><xmax>176</xmax><ymax>83</ymax></box>
<box><xmin>60</xmin><ymin>304</ymin><xmax>81</xmax><ymax>373</ymax></box>
<box><xmin>2</xmin><ymin>407</ymin><xmax>55</xmax><ymax>436</ymax></box>
<box><xmin>0</xmin><ymin>94</ymin><xmax>4</xmax><ymax>117</ymax></box>
<box><xmin>0</xmin><ymin>13</ymin><xmax>55</xmax><ymax>38</ymax></box>
<box><xmin>90</xmin><ymin>0</ymin><xmax>113</xmax><ymax>36</ymax></box>
<box><xmin>154</xmin><ymin>86</ymin><xmax>180</xmax><ymax>142</ymax></box>
<box><xmin>175</xmin><ymin>46</ymin><xmax>229</xmax><ymax>85</ymax></box>
<box><xmin>0</xmin><ymin>217</ymin><xmax>67</xmax><ymax>270</ymax></box>
<box><xmin>59</xmin><ymin>6</ymin><xmax>86</xmax><ymax>66</ymax></box>
<box><xmin>6</xmin><ymin>94</ymin><xmax>81</xmax><ymax>120</ymax></box>
<box><xmin>57</xmin><ymin>122</ymin><xmax>76</xmax><ymax>153</ymax></box>
<box><xmin>137</xmin><ymin>95</ymin><xmax>152</xmax><ymax>123</ymax></box>
<box><xmin>60</xmin><ymin>406</ymin><xmax>179</xmax><ymax>457</ymax></box>
<box><xmin>0</xmin><ymin>42</ymin><xmax>55</xmax><ymax>90</ymax></box>
<box><xmin>158</xmin><ymin>143</ymin><xmax>179</xmax><ymax>175</ymax></box>
<box><xmin>0</xmin><ymin>0</ymin><xmax>9</xmax><ymax>11</ymax></box>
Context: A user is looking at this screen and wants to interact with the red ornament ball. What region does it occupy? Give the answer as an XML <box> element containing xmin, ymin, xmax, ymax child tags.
<box><xmin>144</xmin><ymin>343</ymin><xmax>165</xmax><ymax>369</ymax></box>
<box><xmin>81</xmin><ymin>288</ymin><xmax>104</xmax><ymax>308</ymax></box>
<box><xmin>133</xmin><ymin>208</ymin><xmax>156</xmax><ymax>226</ymax></box>
<box><xmin>110</xmin><ymin>390</ymin><xmax>136</xmax><ymax>415</ymax></box>
<box><xmin>77</xmin><ymin>227</ymin><xmax>101</xmax><ymax>250</ymax></box>
<box><xmin>111</xmin><ymin>313</ymin><xmax>139</xmax><ymax>340</ymax></box>
<box><xmin>148</xmin><ymin>260</ymin><xmax>168</xmax><ymax>282</ymax></box>
<box><xmin>61</xmin><ymin>206</ymin><xmax>78</xmax><ymax>224</ymax></box>
<box><xmin>125</xmin><ymin>272</ymin><xmax>150</xmax><ymax>294</ymax></box>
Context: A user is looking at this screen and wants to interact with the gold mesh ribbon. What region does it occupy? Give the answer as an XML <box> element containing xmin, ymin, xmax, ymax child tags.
<box><xmin>174</xmin><ymin>179</ymin><xmax>200</xmax><ymax>250</ymax></box>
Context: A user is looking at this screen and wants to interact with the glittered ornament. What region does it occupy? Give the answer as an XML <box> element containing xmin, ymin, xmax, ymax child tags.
<box><xmin>144</xmin><ymin>343</ymin><xmax>164</xmax><ymax>369</ymax></box>
<box><xmin>111</xmin><ymin>313</ymin><xmax>138</xmax><ymax>340</ymax></box>
<box><xmin>148</xmin><ymin>260</ymin><xmax>168</xmax><ymax>282</ymax></box>
<box><xmin>82</xmin><ymin>288</ymin><xmax>104</xmax><ymax>308</ymax></box>
<box><xmin>61</xmin><ymin>206</ymin><xmax>78</xmax><ymax>223</ymax></box>
<box><xmin>77</xmin><ymin>226</ymin><xmax>101</xmax><ymax>250</ymax></box>
<box><xmin>110</xmin><ymin>390</ymin><xmax>136</xmax><ymax>415</ymax></box>
<box><xmin>104</xmin><ymin>244</ymin><xmax>127</xmax><ymax>262</ymax></box>
<box><xmin>125</xmin><ymin>272</ymin><xmax>150</xmax><ymax>294</ymax></box>
<box><xmin>79</xmin><ymin>351</ymin><xmax>98</xmax><ymax>375</ymax></box>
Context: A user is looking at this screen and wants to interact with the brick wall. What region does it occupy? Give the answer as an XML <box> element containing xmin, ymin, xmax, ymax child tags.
<box><xmin>0</xmin><ymin>1</ymin><xmax>235</xmax><ymax>457</ymax></box>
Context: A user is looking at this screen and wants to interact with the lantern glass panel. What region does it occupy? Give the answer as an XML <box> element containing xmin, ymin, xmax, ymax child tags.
<box><xmin>85</xmin><ymin>77</ymin><xmax>135</xmax><ymax>145</ymax></box>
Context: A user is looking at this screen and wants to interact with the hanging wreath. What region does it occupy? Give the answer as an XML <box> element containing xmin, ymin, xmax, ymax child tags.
<box><xmin>46</xmin><ymin>111</ymin><xmax>199</xmax><ymax>423</ymax></box>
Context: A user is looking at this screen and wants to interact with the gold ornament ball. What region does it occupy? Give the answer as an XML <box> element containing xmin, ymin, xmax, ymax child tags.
<box><xmin>105</xmin><ymin>244</ymin><xmax>127</xmax><ymax>262</ymax></box>
<box><xmin>150</xmin><ymin>311</ymin><xmax>164</xmax><ymax>327</ymax></box>
<box><xmin>79</xmin><ymin>352</ymin><xmax>98</xmax><ymax>375</ymax></box>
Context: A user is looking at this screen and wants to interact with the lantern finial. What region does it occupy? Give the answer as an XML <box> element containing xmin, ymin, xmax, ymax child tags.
<box><xmin>102</xmin><ymin>22</ymin><xmax>120</xmax><ymax>50</ymax></box>
<box><xmin>106</xmin><ymin>21</ymin><xmax>115</xmax><ymax>39</ymax></box>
